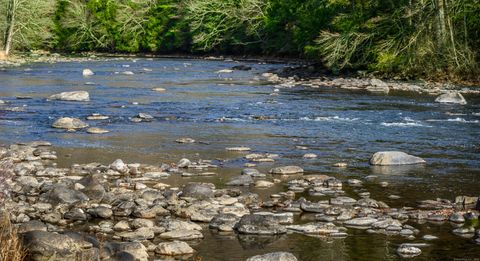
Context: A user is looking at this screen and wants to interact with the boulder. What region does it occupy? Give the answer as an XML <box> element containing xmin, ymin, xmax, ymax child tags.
<box><xmin>82</xmin><ymin>69</ymin><xmax>94</xmax><ymax>76</ymax></box>
<box><xmin>369</xmin><ymin>151</ymin><xmax>425</xmax><ymax>165</ymax></box>
<box><xmin>45</xmin><ymin>185</ymin><xmax>89</xmax><ymax>205</ymax></box>
<box><xmin>101</xmin><ymin>242</ymin><xmax>148</xmax><ymax>261</ymax></box>
<box><xmin>49</xmin><ymin>91</ymin><xmax>90</xmax><ymax>102</ymax></box>
<box><xmin>52</xmin><ymin>117</ymin><xmax>89</xmax><ymax>129</ymax></box>
<box><xmin>435</xmin><ymin>92</ymin><xmax>467</xmax><ymax>105</ymax></box>
<box><xmin>234</xmin><ymin>214</ymin><xmax>286</xmax><ymax>235</ymax></box>
<box><xmin>246</xmin><ymin>252</ymin><xmax>298</xmax><ymax>261</ymax></box>
<box><xmin>22</xmin><ymin>231</ymin><xmax>95</xmax><ymax>261</ymax></box>
<box><xmin>181</xmin><ymin>183</ymin><xmax>214</xmax><ymax>199</ymax></box>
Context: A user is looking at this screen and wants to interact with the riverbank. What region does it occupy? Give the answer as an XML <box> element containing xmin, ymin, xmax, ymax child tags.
<box><xmin>1</xmin><ymin>52</ymin><xmax>479</xmax><ymax>96</ymax></box>
<box><xmin>1</xmin><ymin>141</ymin><xmax>479</xmax><ymax>260</ymax></box>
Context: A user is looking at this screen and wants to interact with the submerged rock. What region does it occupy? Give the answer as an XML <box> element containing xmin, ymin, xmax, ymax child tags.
<box><xmin>235</xmin><ymin>214</ymin><xmax>286</xmax><ymax>235</ymax></box>
<box><xmin>435</xmin><ymin>92</ymin><xmax>467</xmax><ymax>105</ymax></box>
<box><xmin>246</xmin><ymin>252</ymin><xmax>298</xmax><ymax>261</ymax></box>
<box><xmin>52</xmin><ymin>117</ymin><xmax>89</xmax><ymax>129</ymax></box>
<box><xmin>49</xmin><ymin>91</ymin><xmax>90</xmax><ymax>102</ymax></box>
<box><xmin>397</xmin><ymin>244</ymin><xmax>422</xmax><ymax>258</ymax></box>
<box><xmin>369</xmin><ymin>151</ymin><xmax>425</xmax><ymax>165</ymax></box>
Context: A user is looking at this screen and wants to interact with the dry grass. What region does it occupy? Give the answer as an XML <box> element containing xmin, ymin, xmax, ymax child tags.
<box><xmin>0</xmin><ymin>216</ymin><xmax>26</xmax><ymax>261</ymax></box>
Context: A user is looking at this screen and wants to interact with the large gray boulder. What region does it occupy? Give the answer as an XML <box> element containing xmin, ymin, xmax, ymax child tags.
<box><xmin>49</xmin><ymin>91</ymin><xmax>90</xmax><ymax>102</ymax></box>
<box><xmin>52</xmin><ymin>117</ymin><xmax>89</xmax><ymax>129</ymax></box>
<box><xmin>247</xmin><ymin>252</ymin><xmax>298</xmax><ymax>261</ymax></box>
<box><xmin>22</xmin><ymin>231</ymin><xmax>97</xmax><ymax>261</ymax></box>
<box><xmin>235</xmin><ymin>214</ymin><xmax>286</xmax><ymax>235</ymax></box>
<box><xmin>369</xmin><ymin>151</ymin><xmax>425</xmax><ymax>166</ymax></box>
<box><xmin>44</xmin><ymin>185</ymin><xmax>89</xmax><ymax>205</ymax></box>
<box><xmin>435</xmin><ymin>92</ymin><xmax>467</xmax><ymax>105</ymax></box>
<box><xmin>181</xmin><ymin>183</ymin><xmax>214</xmax><ymax>199</ymax></box>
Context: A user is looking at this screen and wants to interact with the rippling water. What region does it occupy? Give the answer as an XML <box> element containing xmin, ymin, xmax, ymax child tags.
<box><xmin>1</xmin><ymin>58</ymin><xmax>479</xmax><ymax>260</ymax></box>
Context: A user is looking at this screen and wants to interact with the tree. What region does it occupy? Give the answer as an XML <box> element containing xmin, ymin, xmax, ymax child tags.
<box><xmin>0</xmin><ymin>0</ymin><xmax>55</xmax><ymax>56</ymax></box>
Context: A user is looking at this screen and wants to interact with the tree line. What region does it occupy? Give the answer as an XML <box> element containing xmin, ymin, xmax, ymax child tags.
<box><xmin>1</xmin><ymin>0</ymin><xmax>479</xmax><ymax>81</ymax></box>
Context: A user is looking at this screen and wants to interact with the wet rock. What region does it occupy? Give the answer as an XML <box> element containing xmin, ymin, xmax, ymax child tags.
<box><xmin>181</xmin><ymin>183</ymin><xmax>214</xmax><ymax>199</ymax></box>
<box><xmin>303</xmin><ymin>153</ymin><xmax>317</xmax><ymax>159</ymax></box>
<box><xmin>49</xmin><ymin>91</ymin><xmax>90</xmax><ymax>102</ymax></box>
<box><xmin>177</xmin><ymin>158</ymin><xmax>191</xmax><ymax>168</ymax></box>
<box><xmin>209</xmin><ymin>213</ymin><xmax>240</xmax><ymax>231</ymax></box>
<box><xmin>397</xmin><ymin>244</ymin><xmax>421</xmax><ymax>258</ymax></box>
<box><xmin>422</xmin><ymin>235</ymin><xmax>438</xmax><ymax>240</ymax></box>
<box><xmin>235</xmin><ymin>214</ymin><xmax>286</xmax><ymax>235</ymax></box>
<box><xmin>255</xmin><ymin>180</ymin><xmax>274</xmax><ymax>188</ymax></box>
<box><xmin>226</xmin><ymin>175</ymin><xmax>254</xmax><ymax>186</ymax></box>
<box><xmin>435</xmin><ymin>92</ymin><xmax>467</xmax><ymax>105</ymax></box>
<box><xmin>226</xmin><ymin>146</ymin><xmax>251</xmax><ymax>151</ymax></box>
<box><xmin>367</xmin><ymin>79</ymin><xmax>389</xmax><ymax>94</ymax></box>
<box><xmin>449</xmin><ymin>212</ymin><xmax>465</xmax><ymax>223</ymax></box>
<box><xmin>246</xmin><ymin>252</ymin><xmax>298</xmax><ymax>261</ymax></box>
<box><xmin>159</xmin><ymin>229</ymin><xmax>203</xmax><ymax>240</ymax></box>
<box><xmin>286</xmin><ymin>222</ymin><xmax>343</xmax><ymax>236</ymax></box>
<box><xmin>344</xmin><ymin>217</ymin><xmax>378</xmax><ymax>227</ymax></box>
<box><xmin>216</xmin><ymin>69</ymin><xmax>233</xmax><ymax>73</ymax></box>
<box><xmin>87</xmin><ymin>127</ymin><xmax>109</xmax><ymax>134</ymax></box>
<box><xmin>52</xmin><ymin>117</ymin><xmax>89</xmax><ymax>129</ymax></box>
<box><xmin>101</xmin><ymin>242</ymin><xmax>148</xmax><ymax>261</ymax></box>
<box><xmin>175</xmin><ymin>137</ymin><xmax>195</xmax><ymax>143</ymax></box>
<box><xmin>269</xmin><ymin>166</ymin><xmax>303</xmax><ymax>175</ymax></box>
<box><xmin>82</xmin><ymin>69</ymin><xmax>94</xmax><ymax>76</ymax></box>
<box><xmin>86</xmin><ymin>113</ymin><xmax>109</xmax><ymax>120</ymax></box>
<box><xmin>232</xmin><ymin>65</ymin><xmax>252</xmax><ymax>71</ymax></box>
<box><xmin>22</xmin><ymin>231</ymin><xmax>94</xmax><ymax>261</ymax></box>
<box><xmin>152</xmin><ymin>87</ymin><xmax>166</xmax><ymax>92</ymax></box>
<box><xmin>370</xmin><ymin>151</ymin><xmax>425</xmax><ymax>165</ymax></box>
<box><xmin>300</xmin><ymin>201</ymin><xmax>330</xmax><ymax>213</ymax></box>
<box><xmin>241</xmin><ymin>168</ymin><xmax>265</xmax><ymax>177</ymax></box>
<box><xmin>155</xmin><ymin>241</ymin><xmax>195</xmax><ymax>256</ymax></box>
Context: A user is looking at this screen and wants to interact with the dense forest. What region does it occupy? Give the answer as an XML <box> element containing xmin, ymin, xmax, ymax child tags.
<box><xmin>1</xmin><ymin>0</ymin><xmax>479</xmax><ymax>81</ymax></box>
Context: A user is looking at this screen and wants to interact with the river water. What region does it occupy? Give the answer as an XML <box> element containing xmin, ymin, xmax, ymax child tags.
<box><xmin>1</xmin><ymin>57</ymin><xmax>479</xmax><ymax>260</ymax></box>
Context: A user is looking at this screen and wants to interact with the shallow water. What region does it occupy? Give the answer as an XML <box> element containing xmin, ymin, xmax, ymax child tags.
<box><xmin>1</xmin><ymin>58</ymin><xmax>479</xmax><ymax>260</ymax></box>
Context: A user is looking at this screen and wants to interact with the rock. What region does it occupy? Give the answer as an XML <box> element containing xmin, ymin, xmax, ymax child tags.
<box><xmin>286</xmin><ymin>222</ymin><xmax>342</xmax><ymax>235</ymax></box>
<box><xmin>52</xmin><ymin>117</ymin><xmax>89</xmax><ymax>129</ymax></box>
<box><xmin>397</xmin><ymin>244</ymin><xmax>421</xmax><ymax>258</ymax></box>
<box><xmin>333</xmin><ymin>162</ymin><xmax>348</xmax><ymax>167</ymax></box>
<box><xmin>22</xmin><ymin>231</ymin><xmax>94</xmax><ymax>261</ymax></box>
<box><xmin>152</xmin><ymin>87</ymin><xmax>166</xmax><ymax>92</ymax></box>
<box><xmin>455</xmin><ymin>195</ymin><xmax>478</xmax><ymax>205</ymax></box>
<box><xmin>102</xmin><ymin>242</ymin><xmax>149</xmax><ymax>261</ymax></box>
<box><xmin>86</xmin><ymin>127</ymin><xmax>109</xmax><ymax>134</ymax></box>
<box><xmin>216</xmin><ymin>69</ymin><xmax>233</xmax><ymax>73</ymax></box>
<box><xmin>45</xmin><ymin>185</ymin><xmax>89</xmax><ymax>205</ymax></box>
<box><xmin>232</xmin><ymin>65</ymin><xmax>252</xmax><ymax>71</ymax></box>
<box><xmin>162</xmin><ymin>220</ymin><xmax>202</xmax><ymax>231</ymax></box>
<box><xmin>226</xmin><ymin>147</ymin><xmax>251</xmax><ymax>151</ymax></box>
<box><xmin>367</xmin><ymin>79</ymin><xmax>389</xmax><ymax>94</ymax></box>
<box><xmin>255</xmin><ymin>180</ymin><xmax>274</xmax><ymax>188</ymax></box>
<box><xmin>155</xmin><ymin>241</ymin><xmax>195</xmax><ymax>256</ymax></box>
<box><xmin>344</xmin><ymin>217</ymin><xmax>378</xmax><ymax>227</ymax></box>
<box><xmin>235</xmin><ymin>214</ymin><xmax>286</xmax><ymax>235</ymax></box>
<box><xmin>181</xmin><ymin>183</ymin><xmax>214</xmax><ymax>199</ymax></box>
<box><xmin>49</xmin><ymin>91</ymin><xmax>90</xmax><ymax>102</ymax></box>
<box><xmin>86</xmin><ymin>113</ymin><xmax>109</xmax><ymax>120</ymax></box>
<box><xmin>209</xmin><ymin>213</ymin><xmax>240</xmax><ymax>231</ymax></box>
<box><xmin>113</xmin><ymin>220</ymin><xmax>131</xmax><ymax>232</ymax></box>
<box><xmin>269</xmin><ymin>166</ymin><xmax>304</xmax><ymax>175</ymax></box>
<box><xmin>369</xmin><ymin>151</ymin><xmax>425</xmax><ymax>165</ymax></box>
<box><xmin>246</xmin><ymin>252</ymin><xmax>298</xmax><ymax>261</ymax></box>
<box><xmin>159</xmin><ymin>229</ymin><xmax>203</xmax><ymax>240</ymax></box>
<box><xmin>110</xmin><ymin>159</ymin><xmax>129</xmax><ymax>174</ymax></box>
<box><xmin>83</xmin><ymin>69</ymin><xmax>94</xmax><ymax>76</ymax></box>
<box><xmin>88</xmin><ymin>206</ymin><xmax>113</xmax><ymax>219</ymax></box>
<box><xmin>422</xmin><ymin>235</ymin><xmax>438</xmax><ymax>240</ymax></box>
<box><xmin>303</xmin><ymin>153</ymin><xmax>317</xmax><ymax>159</ymax></box>
<box><xmin>18</xmin><ymin>220</ymin><xmax>47</xmax><ymax>233</ymax></box>
<box><xmin>449</xmin><ymin>212</ymin><xmax>465</xmax><ymax>223</ymax></box>
<box><xmin>226</xmin><ymin>175</ymin><xmax>254</xmax><ymax>186</ymax></box>
<box><xmin>177</xmin><ymin>158</ymin><xmax>191</xmax><ymax>168</ymax></box>
<box><xmin>435</xmin><ymin>92</ymin><xmax>467</xmax><ymax>105</ymax></box>
<box><xmin>137</xmin><ymin>113</ymin><xmax>153</xmax><ymax>120</ymax></box>
<box><xmin>241</xmin><ymin>168</ymin><xmax>261</xmax><ymax>176</ymax></box>
<box><xmin>119</xmin><ymin>227</ymin><xmax>155</xmax><ymax>241</ymax></box>
<box><xmin>175</xmin><ymin>138</ymin><xmax>195</xmax><ymax>143</ymax></box>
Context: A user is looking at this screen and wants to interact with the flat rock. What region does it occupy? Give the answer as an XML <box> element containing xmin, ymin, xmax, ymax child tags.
<box><xmin>226</xmin><ymin>175</ymin><xmax>254</xmax><ymax>186</ymax></box>
<box><xmin>159</xmin><ymin>229</ymin><xmax>203</xmax><ymax>240</ymax></box>
<box><xmin>269</xmin><ymin>166</ymin><xmax>304</xmax><ymax>175</ymax></box>
<box><xmin>49</xmin><ymin>91</ymin><xmax>90</xmax><ymax>102</ymax></box>
<box><xmin>369</xmin><ymin>151</ymin><xmax>425</xmax><ymax>165</ymax></box>
<box><xmin>87</xmin><ymin>127</ymin><xmax>109</xmax><ymax>134</ymax></box>
<box><xmin>155</xmin><ymin>241</ymin><xmax>195</xmax><ymax>256</ymax></box>
<box><xmin>52</xmin><ymin>117</ymin><xmax>89</xmax><ymax>129</ymax></box>
<box><xmin>235</xmin><ymin>214</ymin><xmax>286</xmax><ymax>235</ymax></box>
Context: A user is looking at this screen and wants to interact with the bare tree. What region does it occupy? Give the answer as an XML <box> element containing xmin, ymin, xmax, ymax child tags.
<box><xmin>0</xmin><ymin>0</ymin><xmax>54</xmax><ymax>56</ymax></box>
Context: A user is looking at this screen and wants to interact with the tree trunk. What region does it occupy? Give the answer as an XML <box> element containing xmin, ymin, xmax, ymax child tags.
<box><xmin>3</xmin><ymin>0</ymin><xmax>16</xmax><ymax>56</ymax></box>
<box><xmin>436</xmin><ymin>0</ymin><xmax>447</xmax><ymax>49</ymax></box>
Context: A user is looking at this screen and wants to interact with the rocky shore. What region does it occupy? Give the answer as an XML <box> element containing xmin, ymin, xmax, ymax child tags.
<box><xmin>1</xmin><ymin>142</ymin><xmax>479</xmax><ymax>260</ymax></box>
